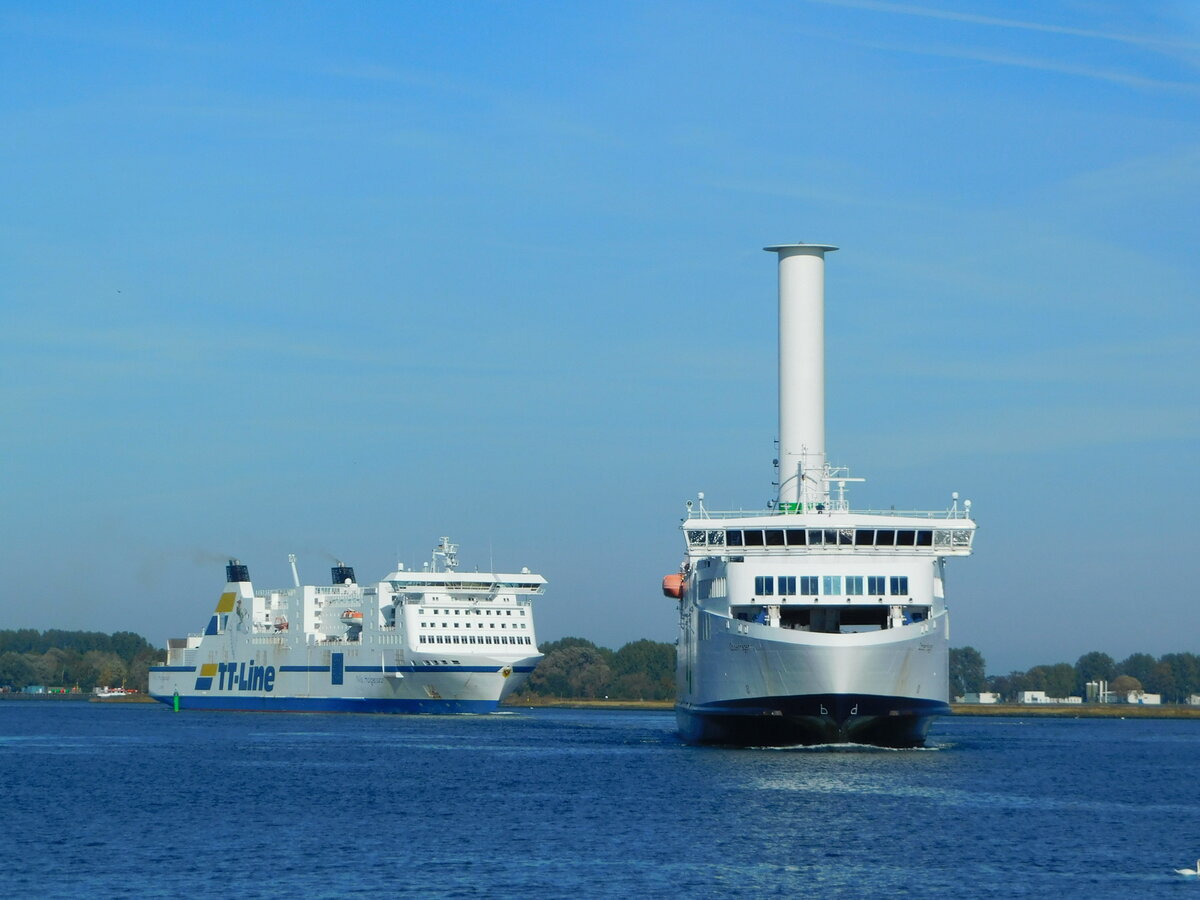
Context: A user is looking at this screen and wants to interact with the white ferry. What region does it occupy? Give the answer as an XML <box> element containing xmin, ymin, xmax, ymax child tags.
<box><xmin>665</xmin><ymin>244</ymin><xmax>976</xmax><ymax>746</ymax></box>
<box><xmin>149</xmin><ymin>538</ymin><xmax>546</xmax><ymax>713</ymax></box>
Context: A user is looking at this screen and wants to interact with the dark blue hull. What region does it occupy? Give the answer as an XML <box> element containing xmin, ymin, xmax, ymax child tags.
<box><xmin>677</xmin><ymin>693</ymin><xmax>949</xmax><ymax>747</ymax></box>
<box><xmin>149</xmin><ymin>694</ymin><xmax>500</xmax><ymax>714</ymax></box>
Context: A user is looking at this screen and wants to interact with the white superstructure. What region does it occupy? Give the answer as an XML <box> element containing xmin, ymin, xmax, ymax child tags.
<box><xmin>666</xmin><ymin>244</ymin><xmax>976</xmax><ymax>746</ymax></box>
<box><xmin>149</xmin><ymin>538</ymin><xmax>546</xmax><ymax>713</ymax></box>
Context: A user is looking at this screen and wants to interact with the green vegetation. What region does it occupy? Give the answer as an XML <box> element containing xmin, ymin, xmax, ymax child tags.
<box><xmin>0</xmin><ymin>630</ymin><xmax>164</xmax><ymax>693</ymax></box>
<box><xmin>952</xmin><ymin>646</ymin><xmax>1200</xmax><ymax>702</ymax></box>
<box><xmin>512</xmin><ymin>637</ymin><xmax>675</xmax><ymax>701</ymax></box>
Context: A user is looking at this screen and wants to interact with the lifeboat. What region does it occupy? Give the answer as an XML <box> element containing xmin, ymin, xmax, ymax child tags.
<box><xmin>662</xmin><ymin>573</ymin><xmax>685</xmax><ymax>598</ymax></box>
<box><xmin>340</xmin><ymin>610</ymin><xmax>364</xmax><ymax>626</ymax></box>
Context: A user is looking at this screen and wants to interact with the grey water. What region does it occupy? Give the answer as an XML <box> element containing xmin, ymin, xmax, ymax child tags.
<box><xmin>1</xmin><ymin>703</ymin><xmax>1197</xmax><ymax>898</ymax></box>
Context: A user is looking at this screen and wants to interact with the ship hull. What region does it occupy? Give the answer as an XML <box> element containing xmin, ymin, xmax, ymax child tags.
<box><xmin>677</xmin><ymin>693</ymin><xmax>948</xmax><ymax>747</ymax></box>
<box><xmin>677</xmin><ymin>608</ymin><xmax>950</xmax><ymax>747</ymax></box>
<box><xmin>149</xmin><ymin>654</ymin><xmax>539</xmax><ymax>714</ymax></box>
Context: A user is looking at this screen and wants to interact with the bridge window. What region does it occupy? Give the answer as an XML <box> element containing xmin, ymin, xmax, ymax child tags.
<box><xmin>765</xmin><ymin>529</ymin><xmax>785</xmax><ymax>546</ymax></box>
<box><xmin>785</xmin><ymin>529</ymin><xmax>806</xmax><ymax>546</ymax></box>
<box><xmin>743</xmin><ymin>530</ymin><xmax>764</xmax><ymax>546</ymax></box>
<box><xmin>876</xmin><ymin>530</ymin><xmax>895</xmax><ymax>546</ymax></box>
<box><xmin>855</xmin><ymin>529</ymin><xmax>874</xmax><ymax>546</ymax></box>
<box><xmin>708</xmin><ymin>530</ymin><xmax>726</xmax><ymax>546</ymax></box>
<box><xmin>916</xmin><ymin>530</ymin><xmax>933</xmax><ymax>546</ymax></box>
<box><xmin>727</xmin><ymin>530</ymin><xmax>744</xmax><ymax>547</ymax></box>
<box><xmin>896</xmin><ymin>530</ymin><xmax>916</xmax><ymax>546</ymax></box>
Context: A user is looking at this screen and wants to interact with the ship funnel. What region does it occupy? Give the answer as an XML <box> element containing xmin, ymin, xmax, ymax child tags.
<box><xmin>331</xmin><ymin>563</ymin><xmax>356</xmax><ymax>585</ymax></box>
<box><xmin>226</xmin><ymin>559</ymin><xmax>250</xmax><ymax>583</ymax></box>
<box><xmin>763</xmin><ymin>242</ymin><xmax>838</xmax><ymax>511</ymax></box>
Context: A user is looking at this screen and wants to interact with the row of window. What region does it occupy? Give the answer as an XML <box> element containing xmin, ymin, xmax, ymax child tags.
<box><xmin>418</xmin><ymin>608</ymin><xmax>524</xmax><ymax>616</ymax></box>
<box><xmin>420</xmin><ymin>621</ymin><xmax>527</xmax><ymax>629</ymax></box>
<box><xmin>418</xmin><ymin>635</ymin><xmax>532</xmax><ymax>645</ymax></box>
<box><xmin>753</xmin><ymin>575</ymin><xmax>910</xmax><ymax>596</ymax></box>
<box><xmin>687</xmin><ymin>528</ymin><xmax>971</xmax><ymax>549</ymax></box>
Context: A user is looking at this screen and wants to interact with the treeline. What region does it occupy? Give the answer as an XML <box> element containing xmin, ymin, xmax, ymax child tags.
<box><xmin>951</xmin><ymin>647</ymin><xmax>1200</xmax><ymax>703</ymax></box>
<box><xmin>514</xmin><ymin>637</ymin><xmax>675</xmax><ymax>701</ymax></box>
<box><xmin>0</xmin><ymin>630</ymin><xmax>164</xmax><ymax>693</ymax></box>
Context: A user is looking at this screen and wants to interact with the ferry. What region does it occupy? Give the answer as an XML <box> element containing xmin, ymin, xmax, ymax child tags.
<box><xmin>665</xmin><ymin>244</ymin><xmax>976</xmax><ymax>746</ymax></box>
<box><xmin>149</xmin><ymin>538</ymin><xmax>546</xmax><ymax>712</ymax></box>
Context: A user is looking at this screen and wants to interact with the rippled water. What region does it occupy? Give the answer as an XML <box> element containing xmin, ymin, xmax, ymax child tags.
<box><xmin>1</xmin><ymin>703</ymin><xmax>1197</xmax><ymax>898</ymax></box>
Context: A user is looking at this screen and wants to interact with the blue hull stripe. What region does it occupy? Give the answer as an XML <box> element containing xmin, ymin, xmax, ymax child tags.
<box><xmin>148</xmin><ymin>695</ymin><xmax>499</xmax><ymax>714</ymax></box>
<box><xmin>150</xmin><ymin>666</ymin><xmax>197</xmax><ymax>673</ymax></box>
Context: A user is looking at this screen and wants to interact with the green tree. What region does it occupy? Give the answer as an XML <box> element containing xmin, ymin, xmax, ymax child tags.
<box><xmin>1075</xmin><ymin>651</ymin><xmax>1116</xmax><ymax>694</ymax></box>
<box><xmin>610</xmin><ymin>640</ymin><xmax>674</xmax><ymax>700</ymax></box>
<box><xmin>525</xmin><ymin>645</ymin><xmax>613</xmax><ymax>698</ymax></box>
<box><xmin>1157</xmin><ymin>653</ymin><xmax>1200</xmax><ymax>700</ymax></box>
<box><xmin>0</xmin><ymin>652</ymin><xmax>39</xmax><ymax>689</ymax></box>
<box><xmin>1117</xmin><ymin>653</ymin><xmax>1157</xmax><ymax>686</ymax></box>
<box><xmin>949</xmin><ymin>647</ymin><xmax>987</xmax><ymax>697</ymax></box>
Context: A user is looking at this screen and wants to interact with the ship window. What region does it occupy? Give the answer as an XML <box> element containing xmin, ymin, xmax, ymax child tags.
<box><xmin>754</xmin><ymin>576</ymin><xmax>774</xmax><ymax>595</ymax></box>
<box><xmin>890</xmin><ymin>576</ymin><xmax>909</xmax><ymax>595</ymax></box>
<box><xmin>896</xmin><ymin>530</ymin><xmax>916</xmax><ymax>546</ymax></box>
<box><xmin>855</xmin><ymin>529</ymin><xmax>874</xmax><ymax>546</ymax></box>
<box><xmin>822</xmin><ymin>576</ymin><xmax>842</xmax><ymax>595</ymax></box>
<box><xmin>778</xmin><ymin>576</ymin><xmax>796</xmax><ymax>596</ymax></box>
<box><xmin>839</xmin><ymin>529</ymin><xmax>854</xmax><ymax>545</ymax></box>
<box><xmin>707</xmin><ymin>530</ymin><xmax>725</xmax><ymax>546</ymax></box>
<box><xmin>764</xmin><ymin>529</ymin><xmax>785</xmax><ymax>546</ymax></box>
<box><xmin>687</xmin><ymin>530</ymin><xmax>707</xmax><ymax>547</ymax></box>
<box><xmin>824</xmin><ymin>529</ymin><xmax>838</xmax><ymax>545</ymax></box>
<box><xmin>868</xmin><ymin>576</ymin><xmax>886</xmax><ymax>595</ymax></box>
<box><xmin>917</xmin><ymin>530</ymin><xmax>933</xmax><ymax>546</ymax></box>
<box><xmin>726</xmin><ymin>530</ymin><xmax>744</xmax><ymax>547</ymax></box>
<box><xmin>807</xmin><ymin>529</ymin><xmax>824</xmax><ymax>546</ymax></box>
<box><xmin>743</xmin><ymin>530</ymin><xmax>765</xmax><ymax>546</ymax></box>
<box><xmin>846</xmin><ymin>576</ymin><xmax>864</xmax><ymax>595</ymax></box>
<box><xmin>785</xmin><ymin>529</ymin><xmax>806</xmax><ymax>546</ymax></box>
<box><xmin>800</xmin><ymin>576</ymin><xmax>819</xmax><ymax>595</ymax></box>
<box><xmin>876</xmin><ymin>530</ymin><xmax>895</xmax><ymax>546</ymax></box>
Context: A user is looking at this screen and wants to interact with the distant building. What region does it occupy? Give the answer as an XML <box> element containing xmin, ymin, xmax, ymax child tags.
<box><xmin>1122</xmin><ymin>691</ymin><xmax>1161</xmax><ymax>705</ymax></box>
<box><xmin>22</xmin><ymin>685</ymin><xmax>46</xmax><ymax>694</ymax></box>
<box><xmin>1018</xmin><ymin>691</ymin><xmax>1081</xmax><ymax>705</ymax></box>
<box><xmin>1188</xmin><ymin>695</ymin><xmax>1200</xmax><ymax>707</ymax></box>
<box><xmin>960</xmin><ymin>692</ymin><xmax>1000</xmax><ymax>704</ymax></box>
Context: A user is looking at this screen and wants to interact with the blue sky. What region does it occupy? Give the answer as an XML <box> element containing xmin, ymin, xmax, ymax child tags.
<box><xmin>2</xmin><ymin>1</ymin><xmax>1197</xmax><ymax>675</ymax></box>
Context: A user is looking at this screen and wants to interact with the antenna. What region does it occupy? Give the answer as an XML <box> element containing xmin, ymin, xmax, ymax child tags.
<box><xmin>288</xmin><ymin>554</ymin><xmax>300</xmax><ymax>588</ymax></box>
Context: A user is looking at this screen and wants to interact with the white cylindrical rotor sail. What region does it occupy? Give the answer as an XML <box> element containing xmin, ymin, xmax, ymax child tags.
<box><xmin>763</xmin><ymin>242</ymin><xmax>838</xmax><ymax>510</ymax></box>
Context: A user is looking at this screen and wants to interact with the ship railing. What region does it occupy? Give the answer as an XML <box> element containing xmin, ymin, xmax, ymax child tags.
<box><xmin>685</xmin><ymin>506</ymin><xmax>973</xmax><ymax>520</ymax></box>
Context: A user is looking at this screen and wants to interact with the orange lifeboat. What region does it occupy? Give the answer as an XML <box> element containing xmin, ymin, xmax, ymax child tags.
<box><xmin>662</xmin><ymin>574</ymin><xmax>685</xmax><ymax>598</ymax></box>
<box><xmin>340</xmin><ymin>610</ymin><xmax>364</xmax><ymax>626</ymax></box>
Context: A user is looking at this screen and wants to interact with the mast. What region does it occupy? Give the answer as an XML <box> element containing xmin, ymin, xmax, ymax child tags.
<box><xmin>762</xmin><ymin>242</ymin><xmax>838</xmax><ymax>511</ymax></box>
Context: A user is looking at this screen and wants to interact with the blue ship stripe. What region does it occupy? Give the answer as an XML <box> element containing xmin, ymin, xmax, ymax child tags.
<box><xmin>194</xmin><ymin>677</ymin><xmax>213</xmax><ymax>690</ymax></box>
<box><xmin>278</xmin><ymin>666</ymin><xmax>331</xmax><ymax>672</ymax></box>
<box><xmin>150</xmin><ymin>666</ymin><xmax>197</xmax><ymax>673</ymax></box>
<box><xmin>148</xmin><ymin>695</ymin><xmax>500</xmax><ymax>714</ymax></box>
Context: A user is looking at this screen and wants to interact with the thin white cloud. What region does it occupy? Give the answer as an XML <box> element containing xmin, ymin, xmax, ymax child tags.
<box><xmin>801</xmin><ymin>0</ymin><xmax>1200</xmax><ymax>53</ymax></box>
<box><xmin>845</xmin><ymin>35</ymin><xmax>1200</xmax><ymax>94</ymax></box>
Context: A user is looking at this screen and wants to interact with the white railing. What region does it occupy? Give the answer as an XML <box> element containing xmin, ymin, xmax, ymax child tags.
<box><xmin>685</xmin><ymin>506</ymin><xmax>973</xmax><ymax>521</ymax></box>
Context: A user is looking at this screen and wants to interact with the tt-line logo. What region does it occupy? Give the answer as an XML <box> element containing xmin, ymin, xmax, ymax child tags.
<box><xmin>215</xmin><ymin>660</ymin><xmax>276</xmax><ymax>692</ymax></box>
